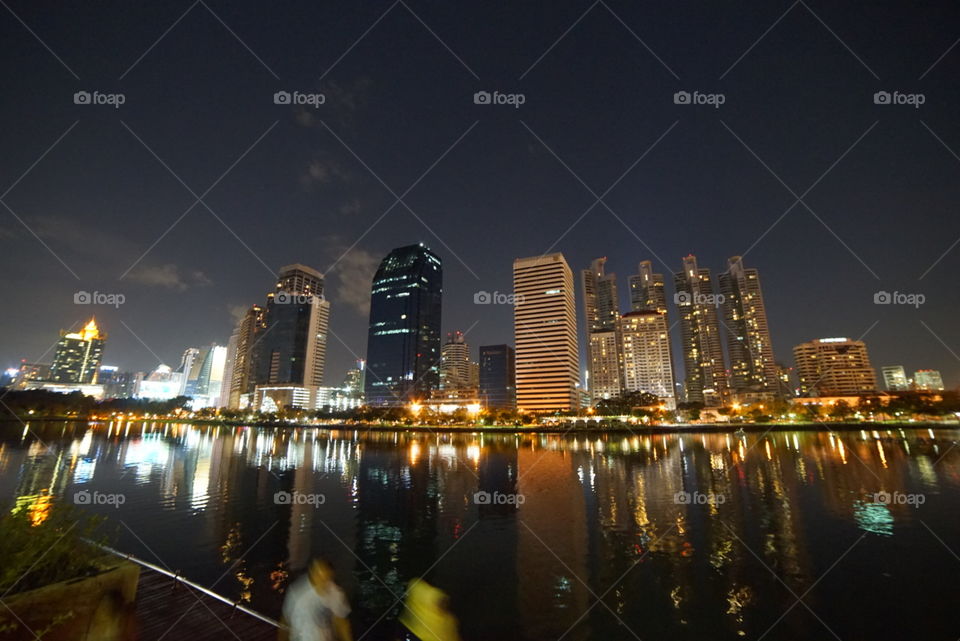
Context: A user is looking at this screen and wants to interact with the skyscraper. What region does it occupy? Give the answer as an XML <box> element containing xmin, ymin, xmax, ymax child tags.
<box><xmin>254</xmin><ymin>264</ymin><xmax>330</xmax><ymax>389</ymax></box>
<box><xmin>479</xmin><ymin>344</ymin><xmax>516</xmax><ymax>409</ymax></box>
<box><xmin>674</xmin><ymin>255</ymin><xmax>727</xmax><ymax>406</ymax></box>
<box><xmin>793</xmin><ymin>337</ymin><xmax>878</xmax><ymax>396</ymax></box>
<box><xmin>513</xmin><ymin>253</ymin><xmax>579</xmax><ymax>412</ymax></box>
<box><xmin>914</xmin><ymin>369</ymin><xmax>945</xmax><ymax>391</ymax></box>
<box><xmin>581</xmin><ymin>258</ymin><xmax>622</xmax><ymax>401</ymax></box>
<box><xmin>718</xmin><ymin>256</ymin><xmax>778</xmax><ymax>399</ymax></box>
<box><xmin>364</xmin><ymin>244</ymin><xmax>443</xmax><ymax>406</ymax></box>
<box><xmin>881</xmin><ymin>365</ymin><xmax>909</xmax><ymax>391</ymax></box>
<box><xmin>50</xmin><ymin>319</ymin><xmax>106</xmax><ymax>384</ymax></box>
<box><xmin>227</xmin><ymin>304</ymin><xmax>266</xmax><ymax>409</ymax></box>
<box><xmin>629</xmin><ymin>260</ymin><xmax>668</xmax><ymax>313</ymax></box>
<box><xmin>439</xmin><ymin>331</ymin><xmax>471</xmax><ymax>390</ymax></box>
<box><xmin>618</xmin><ymin>311</ymin><xmax>676</xmax><ymax>408</ymax></box>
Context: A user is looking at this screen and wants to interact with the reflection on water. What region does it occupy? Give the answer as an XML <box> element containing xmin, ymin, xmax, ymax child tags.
<box><xmin>1</xmin><ymin>421</ymin><xmax>959</xmax><ymax>640</ymax></box>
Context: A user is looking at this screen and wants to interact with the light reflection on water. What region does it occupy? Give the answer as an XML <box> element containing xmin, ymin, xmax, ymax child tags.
<box><xmin>1</xmin><ymin>421</ymin><xmax>959</xmax><ymax>641</ymax></box>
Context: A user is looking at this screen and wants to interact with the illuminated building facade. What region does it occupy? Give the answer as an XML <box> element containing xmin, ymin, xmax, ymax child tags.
<box><xmin>793</xmin><ymin>337</ymin><xmax>878</xmax><ymax>396</ymax></box>
<box><xmin>227</xmin><ymin>304</ymin><xmax>266</xmax><ymax>409</ymax></box>
<box><xmin>628</xmin><ymin>260</ymin><xmax>668</xmax><ymax>313</ymax></box>
<box><xmin>581</xmin><ymin>258</ymin><xmax>622</xmax><ymax>401</ymax></box>
<box><xmin>618</xmin><ymin>310</ymin><xmax>676</xmax><ymax>407</ymax></box>
<box><xmin>12</xmin><ymin>362</ymin><xmax>51</xmax><ymax>390</ymax></box>
<box><xmin>364</xmin><ymin>244</ymin><xmax>443</xmax><ymax>406</ymax></box>
<box><xmin>50</xmin><ymin>318</ymin><xmax>106</xmax><ymax>384</ymax></box>
<box><xmin>674</xmin><ymin>255</ymin><xmax>727</xmax><ymax>406</ymax></box>
<box><xmin>914</xmin><ymin>369</ymin><xmax>944</xmax><ymax>391</ymax></box>
<box><xmin>881</xmin><ymin>365</ymin><xmax>909</xmax><ymax>391</ymax></box>
<box><xmin>513</xmin><ymin>253</ymin><xmax>579</xmax><ymax>412</ymax></box>
<box><xmin>439</xmin><ymin>331</ymin><xmax>471</xmax><ymax>390</ymax></box>
<box><xmin>718</xmin><ymin>256</ymin><xmax>778</xmax><ymax>399</ymax></box>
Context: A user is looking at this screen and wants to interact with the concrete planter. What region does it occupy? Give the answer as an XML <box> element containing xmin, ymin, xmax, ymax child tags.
<box><xmin>0</xmin><ymin>560</ymin><xmax>139</xmax><ymax>640</ymax></box>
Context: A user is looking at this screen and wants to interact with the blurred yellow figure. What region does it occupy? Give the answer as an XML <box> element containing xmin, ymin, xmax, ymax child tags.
<box><xmin>399</xmin><ymin>578</ymin><xmax>462</xmax><ymax>641</ymax></box>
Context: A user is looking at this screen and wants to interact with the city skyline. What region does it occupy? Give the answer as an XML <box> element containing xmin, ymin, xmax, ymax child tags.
<box><xmin>1</xmin><ymin>2</ymin><xmax>959</xmax><ymax>391</ymax></box>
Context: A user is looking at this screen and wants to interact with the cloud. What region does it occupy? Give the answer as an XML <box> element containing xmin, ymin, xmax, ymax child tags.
<box><xmin>324</xmin><ymin>243</ymin><xmax>379</xmax><ymax>317</ymax></box>
<box><xmin>338</xmin><ymin>199</ymin><xmax>363</xmax><ymax>216</ymax></box>
<box><xmin>126</xmin><ymin>264</ymin><xmax>212</xmax><ymax>291</ymax></box>
<box><xmin>301</xmin><ymin>155</ymin><xmax>352</xmax><ymax>188</ymax></box>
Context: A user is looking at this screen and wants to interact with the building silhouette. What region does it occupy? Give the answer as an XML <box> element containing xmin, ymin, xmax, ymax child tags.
<box><xmin>479</xmin><ymin>344</ymin><xmax>516</xmax><ymax>409</ymax></box>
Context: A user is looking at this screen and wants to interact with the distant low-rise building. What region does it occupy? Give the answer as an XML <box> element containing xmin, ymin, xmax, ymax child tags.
<box><xmin>881</xmin><ymin>365</ymin><xmax>910</xmax><ymax>391</ymax></box>
<box><xmin>793</xmin><ymin>337</ymin><xmax>878</xmax><ymax>397</ymax></box>
<box><xmin>914</xmin><ymin>369</ymin><xmax>945</xmax><ymax>391</ymax></box>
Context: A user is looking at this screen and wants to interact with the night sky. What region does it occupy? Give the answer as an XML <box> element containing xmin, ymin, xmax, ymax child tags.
<box><xmin>2</xmin><ymin>1</ymin><xmax>959</xmax><ymax>388</ymax></box>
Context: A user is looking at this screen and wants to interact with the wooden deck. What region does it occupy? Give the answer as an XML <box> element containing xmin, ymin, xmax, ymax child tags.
<box><xmin>135</xmin><ymin>569</ymin><xmax>278</xmax><ymax>641</ymax></box>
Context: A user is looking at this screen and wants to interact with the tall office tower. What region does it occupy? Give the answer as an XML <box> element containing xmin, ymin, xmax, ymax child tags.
<box><xmin>914</xmin><ymin>369</ymin><xmax>945</xmax><ymax>391</ymax></box>
<box><xmin>513</xmin><ymin>254</ymin><xmax>579</xmax><ymax>412</ymax></box>
<box><xmin>364</xmin><ymin>244</ymin><xmax>443</xmax><ymax>406</ymax></box>
<box><xmin>275</xmin><ymin>263</ymin><xmax>324</xmax><ymax>298</ymax></box>
<box><xmin>183</xmin><ymin>344</ymin><xmax>228</xmax><ymax>407</ymax></box>
<box><xmin>439</xmin><ymin>331</ymin><xmax>471</xmax><ymax>390</ymax></box>
<box><xmin>343</xmin><ymin>360</ymin><xmax>366</xmax><ymax>397</ymax></box>
<box><xmin>50</xmin><ymin>319</ymin><xmax>106</xmax><ymax>384</ymax></box>
<box><xmin>581</xmin><ymin>258</ymin><xmax>622</xmax><ymax>401</ymax></box>
<box><xmin>618</xmin><ymin>311</ymin><xmax>676</xmax><ymax>408</ymax></box>
<box><xmin>220</xmin><ymin>333</ymin><xmax>238</xmax><ymax>407</ymax></box>
<box><xmin>629</xmin><ymin>260</ymin><xmax>668</xmax><ymax>312</ymax></box>
<box><xmin>255</xmin><ymin>282</ymin><xmax>331</xmax><ymax>388</ymax></box>
<box><xmin>479</xmin><ymin>345</ymin><xmax>516</xmax><ymax>409</ymax></box>
<box><xmin>228</xmin><ymin>304</ymin><xmax>266</xmax><ymax>409</ymax></box>
<box><xmin>881</xmin><ymin>365</ymin><xmax>910</xmax><ymax>391</ymax></box>
<box><xmin>793</xmin><ymin>337</ymin><xmax>878</xmax><ymax>396</ymax></box>
<box><xmin>674</xmin><ymin>255</ymin><xmax>727</xmax><ymax>406</ymax></box>
<box><xmin>177</xmin><ymin>347</ymin><xmax>200</xmax><ymax>395</ymax></box>
<box><xmin>718</xmin><ymin>256</ymin><xmax>778</xmax><ymax>399</ymax></box>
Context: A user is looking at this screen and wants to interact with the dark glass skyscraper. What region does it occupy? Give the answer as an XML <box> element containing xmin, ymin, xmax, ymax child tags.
<box><xmin>479</xmin><ymin>344</ymin><xmax>516</xmax><ymax>409</ymax></box>
<box><xmin>364</xmin><ymin>244</ymin><xmax>442</xmax><ymax>406</ymax></box>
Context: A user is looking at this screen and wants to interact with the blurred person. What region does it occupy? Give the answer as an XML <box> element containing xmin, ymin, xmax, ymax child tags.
<box><xmin>279</xmin><ymin>558</ymin><xmax>352</xmax><ymax>641</ymax></box>
<box><xmin>399</xmin><ymin>578</ymin><xmax>461</xmax><ymax>641</ymax></box>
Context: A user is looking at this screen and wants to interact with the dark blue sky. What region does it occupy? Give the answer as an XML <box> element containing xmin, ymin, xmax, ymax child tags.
<box><xmin>2</xmin><ymin>1</ymin><xmax>959</xmax><ymax>387</ymax></box>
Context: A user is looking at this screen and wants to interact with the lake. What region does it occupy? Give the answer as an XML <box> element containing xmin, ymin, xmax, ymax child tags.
<box><xmin>1</xmin><ymin>421</ymin><xmax>958</xmax><ymax>640</ymax></box>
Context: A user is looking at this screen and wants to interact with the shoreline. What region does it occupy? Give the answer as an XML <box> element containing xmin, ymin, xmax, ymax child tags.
<box><xmin>2</xmin><ymin>416</ymin><xmax>958</xmax><ymax>435</ymax></box>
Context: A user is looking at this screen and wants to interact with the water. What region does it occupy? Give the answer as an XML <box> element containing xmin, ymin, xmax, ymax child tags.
<box><xmin>1</xmin><ymin>421</ymin><xmax>958</xmax><ymax>641</ymax></box>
